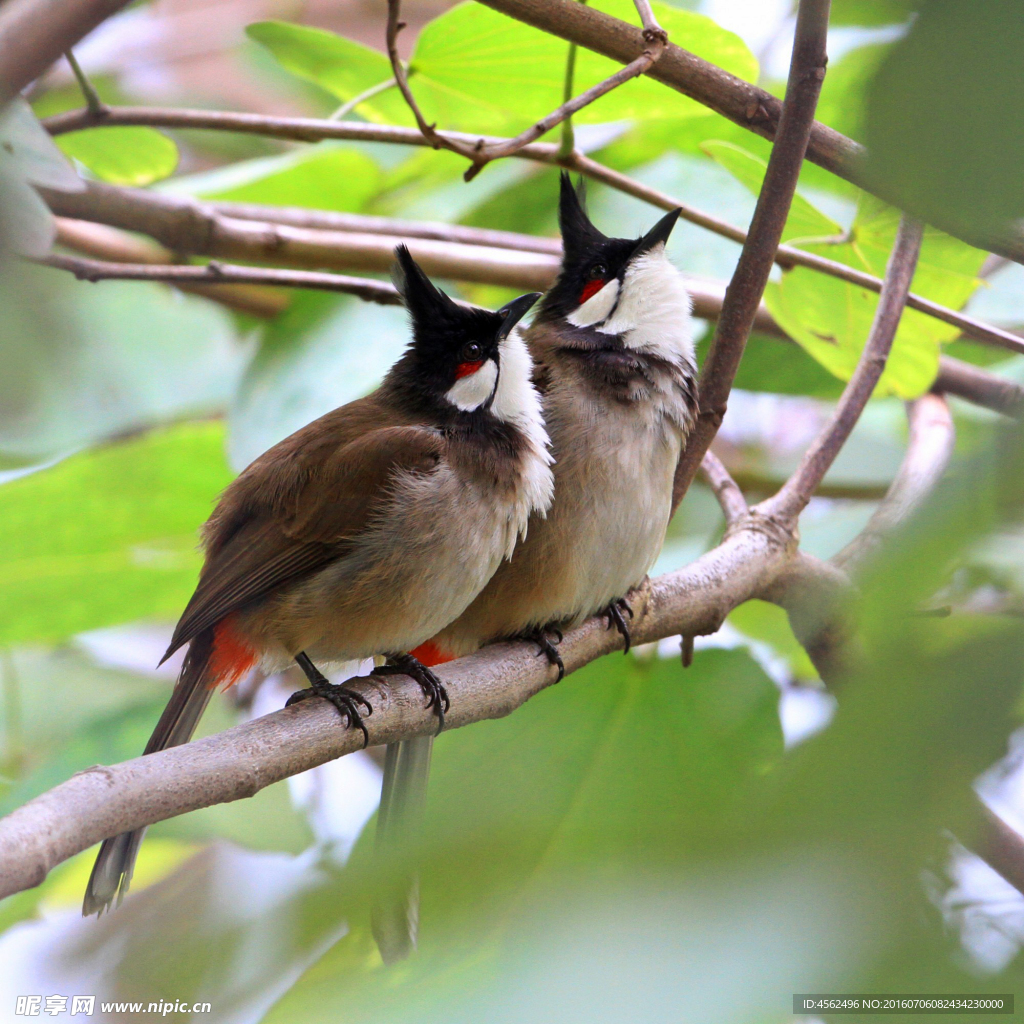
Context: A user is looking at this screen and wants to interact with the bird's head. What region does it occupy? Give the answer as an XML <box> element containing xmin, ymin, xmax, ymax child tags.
<box><xmin>391</xmin><ymin>245</ymin><xmax>542</xmax><ymax>421</ymax></box>
<box><xmin>539</xmin><ymin>173</ymin><xmax>693</xmax><ymax>363</ymax></box>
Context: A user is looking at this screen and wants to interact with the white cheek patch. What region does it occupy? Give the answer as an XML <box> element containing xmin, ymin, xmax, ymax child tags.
<box><xmin>566</xmin><ymin>277</ymin><xmax>620</xmax><ymax>328</ymax></box>
<box><xmin>445</xmin><ymin>357</ymin><xmax>498</xmax><ymax>411</ymax></box>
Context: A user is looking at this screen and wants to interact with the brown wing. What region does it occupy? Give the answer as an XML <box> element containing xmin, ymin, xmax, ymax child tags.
<box><xmin>163</xmin><ymin>421</ymin><xmax>445</xmax><ymax>660</ymax></box>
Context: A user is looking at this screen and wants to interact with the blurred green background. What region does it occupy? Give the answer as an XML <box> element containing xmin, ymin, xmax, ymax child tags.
<box><xmin>3</xmin><ymin>0</ymin><xmax>1024</xmax><ymax>1021</ymax></box>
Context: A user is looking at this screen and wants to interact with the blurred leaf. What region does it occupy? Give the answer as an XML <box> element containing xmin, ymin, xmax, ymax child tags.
<box><xmin>813</xmin><ymin>42</ymin><xmax>891</xmax><ymax>146</ymax></box>
<box><xmin>167</xmin><ymin>143</ymin><xmax>381</xmax><ymax>213</ymax></box>
<box><xmin>56</xmin><ymin>127</ymin><xmax>178</xmax><ymax>186</ymax></box>
<box><xmin>229</xmin><ymin>293</ymin><xmax>410</xmax><ymax>469</ymax></box>
<box><xmin>0</xmin><ymin>262</ymin><xmax>242</xmax><ymax>467</ymax></box>
<box><xmin>247</xmin><ymin>21</ymin><xmax>398</xmax><ymax>118</ymax></box>
<box><xmin>0</xmin><ymin>421</ymin><xmax>232</xmax><ymax>646</ymax></box>
<box><xmin>702</xmin><ymin>141</ymin><xmax>842</xmax><ymax>243</ymax></box>
<box><xmin>828</xmin><ymin>0</ymin><xmax>918</xmax><ymax>25</ymax></box>
<box><xmin>728</xmin><ymin>599</ymin><xmax>818</xmax><ymax>682</ymax></box>
<box><xmin>864</xmin><ymin>1</ymin><xmax>1024</xmax><ymax>235</ymax></box>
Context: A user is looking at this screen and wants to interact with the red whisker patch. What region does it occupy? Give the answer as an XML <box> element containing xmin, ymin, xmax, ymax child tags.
<box><xmin>455</xmin><ymin>360</ymin><xmax>484</xmax><ymax>380</ymax></box>
<box><xmin>579</xmin><ymin>279</ymin><xmax>607</xmax><ymax>304</ymax></box>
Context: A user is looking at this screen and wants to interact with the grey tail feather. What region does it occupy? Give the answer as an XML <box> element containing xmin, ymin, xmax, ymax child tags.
<box><xmin>371</xmin><ymin>734</ymin><xmax>433</xmax><ymax>964</ymax></box>
<box><xmin>82</xmin><ymin>629</ymin><xmax>217</xmax><ymax>917</ymax></box>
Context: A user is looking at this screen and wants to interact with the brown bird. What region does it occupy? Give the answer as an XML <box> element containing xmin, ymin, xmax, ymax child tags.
<box><xmin>373</xmin><ymin>175</ymin><xmax>697</xmax><ymax>961</ymax></box>
<box><xmin>83</xmin><ymin>247</ymin><xmax>551</xmax><ymax>915</ymax></box>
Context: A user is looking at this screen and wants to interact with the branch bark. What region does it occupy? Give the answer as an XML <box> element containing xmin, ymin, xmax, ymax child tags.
<box><xmin>475</xmin><ymin>0</ymin><xmax>1024</xmax><ymax>266</ymax></box>
<box><xmin>0</xmin><ymin>0</ymin><xmax>132</xmax><ymax>102</ymax></box>
<box><xmin>671</xmin><ymin>0</ymin><xmax>830</xmax><ymax>513</ymax></box>
<box><xmin>385</xmin><ymin>0</ymin><xmax>666</xmax><ymax>181</ymax></box>
<box><xmin>699</xmin><ymin>451</ymin><xmax>747</xmax><ymax>525</ymax></box>
<box><xmin>0</xmin><ymin>517</ymin><xmax>797</xmax><ymax>901</ymax></box>
<box><xmin>833</xmin><ymin>393</ymin><xmax>955</xmax><ymax>572</ymax></box>
<box><xmin>764</xmin><ymin>216</ymin><xmax>925</xmax><ymax>524</ymax></box>
<box><xmin>40</xmin><ymin>110</ymin><xmax>1024</xmax><ymax>357</ymax></box>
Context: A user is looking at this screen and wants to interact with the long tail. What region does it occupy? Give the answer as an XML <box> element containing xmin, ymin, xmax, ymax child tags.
<box><xmin>371</xmin><ymin>644</ymin><xmax>449</xmax><ymax>964</ymax></box>
<box><xmin>82</xmin><ymin>621</ymin><xmax>255</xmax><ymax>915</ymax></box>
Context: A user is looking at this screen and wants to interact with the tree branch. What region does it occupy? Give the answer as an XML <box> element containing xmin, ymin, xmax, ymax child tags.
<box><xmin>0</xmin><ymin>0</ymin><xmax>133</xmax><ymax>102</ymax></box>
<box><xmin>0</xmin><ymin>517</ymin><xmax>797</xmax><ymax>901</ymax></box>
<box><xmin>671</xmin><ymin>0</ymin><xmax>830</xmax><ymax>513</ymax></box>
<box><xmin>475</xmin><ymin>0</ymin><xmax>1024</xmax><ymax>266</ymax></box>
<box><xmin>934</xmin><ymin>357</ymin><xmax>1024</xmax><ymax>418</ymax></box>
<box><xmin>700</xmin><ymin>451</ymin><xmax>747</xmax><ymax>524</ymax></box>
<box><xmin>833</xmin><ymin>393</ymin><xmax>955</xmax><ymax>572</ymax></box>
<box><xmin>39</xmin><ymin>252</ymin><xmax>405</xmax><ymax>305</ymax></box>
<box><xmin>39</xmin><ymin>109</ymin><xmax>1024</xmax><ymax>357</ymax></box>
<box><xmin>385</xmin><ymin>0</ymin><xmax>666</xmax><ymax>182</ymax></box>
<box><xmin>764</xmin><ymin>216</ymin><xmax>925</xmax><ymax>524</ymax></box>
<box><xmin>54</xmin><ymin>217</ymin><xmax>289</xmax><ymax>318</ymax></box>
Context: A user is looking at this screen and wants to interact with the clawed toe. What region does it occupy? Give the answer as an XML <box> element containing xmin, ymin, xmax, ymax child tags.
<box><xmin>374</xmin><ymin>655</ymin><xmax>449</xmax><ymax>733</ymax></box>
<box><xmin>525</xmin><ymin>626</ymin><xmax>565</xmax><ymax>682</ymax></box>
<box><xmin>604</xmin><ymin>597</ymin><xmax>634</xmax><ymax>654</ymax></box>
<box><xmin>287</xmin><ymin>678</ymin><xmax>371</xmax><ymax>748</ymax></box>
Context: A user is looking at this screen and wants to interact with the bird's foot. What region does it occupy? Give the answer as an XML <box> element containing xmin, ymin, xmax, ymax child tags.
<box><xmin>288</xmin><ymin>652</ymin><xmax>372</xmax><ymax>747</ymax></box>
<box><xmin>603</xmin><ymin>597</ymin><xmax>634</xmax><ymax>654</ymax></box>
<box><xmin>522</xmin><ymin>625</ymin><xmax>565</xmax><ymax>681</ymax></box>
<box><xmin>374</xmin><ymin>654</ymin><xmax>449</xmax><ymax>733</ymax></box>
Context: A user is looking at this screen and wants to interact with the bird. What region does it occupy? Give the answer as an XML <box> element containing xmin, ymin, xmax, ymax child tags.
<box><xmin>372</xmin><ymin>173</ymin><xmax>698</xmax><ymax>962</ymax></box>
<box><xmin>82</xmin><ymin>246</ymin><xmax>552</xmax><ymax>916</ymax></box>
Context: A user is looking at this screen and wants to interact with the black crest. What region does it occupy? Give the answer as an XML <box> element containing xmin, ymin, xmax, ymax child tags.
<box><xmin>387</xmin><ymin>245</ymin><xmax>539</xmax><ymax>412</ymax></box>
<box><xmin>558</xmin><ymin>172</ymin><xmax>607</xmax><ymax>258</ymax></box>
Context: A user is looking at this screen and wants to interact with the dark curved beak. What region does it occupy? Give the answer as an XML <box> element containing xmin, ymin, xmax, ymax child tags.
<box><xmin>630</xmin><ymin>207</ymin><xmax>682</xmax><ymax>260</ymax></box>
<box><xmin>496</xmin><ymin>291</ymin><xmax>542</xmax><ymax>339</ymax></box>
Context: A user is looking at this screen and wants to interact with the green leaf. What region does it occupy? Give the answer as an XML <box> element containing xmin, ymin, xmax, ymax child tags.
<box><xmin>706</xmin><ymin>150</ymin><xmax>986</xmax><ymax>398</ymax></box>
<box><xmin>56</xmin><ymin>126</ymin><xmax>179</xmax><ymax>186</ymax></box>
<box><xmin>813</xmin><ymin>42</ymin><xmax>892</xmax><ymax>146</ymax></box>
<box><xmin>252</xmin><ymin>3</ymin><xmax>757</xmax><ymax>138</ymax></box>
<box><xmin>728</xmin><ymin>599</ymin><xmax>819</xmax><ymax>682</ymax></box>
<box><xmin>247</xmin><ymin>21</ymin><xmax>398</xmax><ymax>118</ymax></box>
<box><xmin>828</xmin><ymin>0</ymin><xmax>918</xmax><ymax>25</ymax></box>
<box><xmin>166</xmin><ymin>143</ymin><xmax>381</xmax><ymax>212</ymax></box>
<box><xmin>0</xmin><ymin>421</ymin><xmax>233</xmax><ymax>646</ymax></box>
<box><xmin>702</xmin><ymin>140</ymin><xmax>842</xmax><ymax>243</ymax></box>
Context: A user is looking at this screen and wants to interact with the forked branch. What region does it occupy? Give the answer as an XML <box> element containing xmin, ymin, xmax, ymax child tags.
<box><xmin>385</xmin><ymin>0</ymin><xmax>666</xmax><ymax>181</ymax></box>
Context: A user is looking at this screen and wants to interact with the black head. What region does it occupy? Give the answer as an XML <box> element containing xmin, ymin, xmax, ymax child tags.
<box><xmin>390</xmin><ymin>245</ymin><xmax>540</xmax><ymax>414</ymax></box>
<box><xmin>538</xmin><ymin>172</ymin><xmax>681</xmax><ymax>323</ymax></box>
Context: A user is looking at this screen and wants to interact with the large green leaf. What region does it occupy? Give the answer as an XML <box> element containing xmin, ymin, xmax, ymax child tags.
<box><xmin>56</xmin><ymin>126</ymin><xmax>179</xmax><ymax>186</ymax></box>
<box><xmin>707</xmin><ymin>142</ymin><xmax>985</xmax><ymax>397</ymax></box>
<box><xmin>702</xmin><ymin>140</ymin><xmax>842</xmax><ymax>243</ymax></box>
<box><xmin>246</xmin><ymin>21</ymin><xmax>399</xmax><ymax>119</ymax></box>
<box><xmin>251</xmin><ymin>1</ymin><xmax>756</xmax><ymax>138</ymax></box>
<box><xmin>167</xmin><ymin>143</ymin><xmax>381</xmax><ymax>213</ymax></box>
<box><xmin>0</xmin><ymin>421</ymin><xmax>232</xmax><ymax>646</ymax></box>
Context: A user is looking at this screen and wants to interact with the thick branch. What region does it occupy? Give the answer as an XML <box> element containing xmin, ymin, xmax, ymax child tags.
<box><xmin>476</xmin><ymin>0</ymin><xmax>1024</xmax><ymax>266</ymax></box>
<box><xmin>40</xmin><ymin>109</ymin><xmax>1024</xmax><ymax>357</ymax></box>
<box><xmin>765</xmin><ymin>216</ymin><xmax>925</xmax><ymax>524</ymax></box>
<box><xmin>0</xmin><ymin>0</ymin><xmax>132</xmax><ymax>102</ymax></box>
<box><xmin>672</xmin><ymin>0</ymin><xmax>830</xmax><ymax>513</ymax></box>
<box><xmin>934</xmin><ymin>357</ymin><xmax>1024</xmax><ymax>418</ymax></box>
<box><xmin>0</xmin><ymin>517</ymin><xmax>796</xmax><ymax>901</ymax></box>
<box><xmin>833</xmin><ymin>393</ymin><xmax>955</xmax><ymax>572</ymax></box>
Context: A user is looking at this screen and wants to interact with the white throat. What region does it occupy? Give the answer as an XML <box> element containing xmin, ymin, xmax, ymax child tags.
<box><xmin>567</xmin><ymin>246</ymin><xmax>695</xmax><ymax>369</ymax></box>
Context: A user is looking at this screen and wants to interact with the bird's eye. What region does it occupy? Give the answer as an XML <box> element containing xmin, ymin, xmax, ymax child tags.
<box><xmin>588</xmin><ymin>262</ymin><xmax>608</xmax><ymax>280</ymax></box>
<box><xmin>461</xmin><ymin>342</ymin><xmax>483</xmax><ymax>361</ymax></box>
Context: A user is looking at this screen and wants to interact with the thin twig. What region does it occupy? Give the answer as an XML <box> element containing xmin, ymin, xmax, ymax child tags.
<box><xmin>385</xmin><ymin>0</ymin><xmax>666</xmax><ymax>181</ymax></box>
<box><xmin>39</xmin><ymin>252</ymin><xmax>404</xmax><ymax>305</ymax></box>
<box><xmin>53</xmin><ymin>217</ymin><xmax>288</xmax><ymax>318</ymax></box>
<box><xmin>699</xmin><ymin>451</ymin><xmax>747</xmax><ymax>524</ymax></box>
<box><xmin>764</xmin><ymin>216</ymin><xmax>925</xmax><ymax>524</ymax></box>
<box><xmin>671</xmin><ymin>0</ymin><xmax>831</xmax><ymax>514</ymax></box>
<box><xmin>327</xmin><ymin>77</ymin><xmax>397</xmax><ymax>122</ymax></box>
<box><xmin>833</xmin><ymin>393</ymin><xmax>955</xmax><ymax>571</ymax></box>
<box><xmin>64</xmin><ymin>49</ymin><xmax>105</xmax><ymax>116</ymax></box>
<box><xmin>39</xmin><ymin>106</ymin><xmax>1024</xmax><ymax>357</ymax></box>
